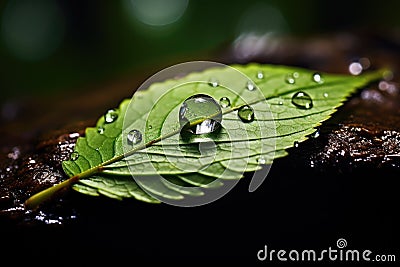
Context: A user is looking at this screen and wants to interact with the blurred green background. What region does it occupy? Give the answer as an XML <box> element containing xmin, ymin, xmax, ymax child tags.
<box><xmin>1</xmin><ymin>0</ymin><xmax>399</xmax><ymax>101</ymax></box>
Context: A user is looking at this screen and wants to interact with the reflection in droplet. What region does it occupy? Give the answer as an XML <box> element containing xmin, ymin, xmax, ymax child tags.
<box><xmin>294</xmin><ymin>141</ymin><xmax>299</xmax><ymax>148</ymax></box>
<box><xmin>104</xmin><ymin>109</ymin><xmax>118</xmax><ymax>123</ymax></box>
<box><xmin>179</xmin><ymin>94</ymin><xmax>222</xmax><ymax>135</ymax></box>
<box><xmin>127</xmin><ymin>129</ymin><xmax>142</xmax><ymax>145</ymax></box>
<box><xmin>238</xmin><ymin>105</ymin><xmax>255</xmax><ymax>123</ymax></box>
<box><xmin>291</xmin><ymin>92</ymin><xmax>313</xmax><ymax>109</ymax></box>
<box><xmin>256</xmin><ymin>71</ymin><xmax>264</xmax><ymax>79</ymax></box>
<box><xmin>70</xmin><ymin>152</ymin><xmax>79</xmax><ymax>161</ymax></box>
<box><xmin>219</xmin><ymin>97</ymin><xmax>231</xmax><ymax>108</ymax></box>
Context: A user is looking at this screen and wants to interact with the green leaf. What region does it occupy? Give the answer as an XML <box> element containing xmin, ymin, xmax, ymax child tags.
<box><xmin>25</xmin><ymin>63</ymin><xmax>384</xmax><ymax>208</ymax></box>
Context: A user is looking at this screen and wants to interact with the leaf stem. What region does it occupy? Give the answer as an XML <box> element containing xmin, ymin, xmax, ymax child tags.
<box><xmin>24</xmin><ymin>166</ymin><xmax>102</xmax><ymax>210</ymax></box>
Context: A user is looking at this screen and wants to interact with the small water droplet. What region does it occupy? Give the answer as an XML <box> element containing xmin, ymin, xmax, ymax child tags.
<box><xmin>294</xmin><ymin>141</ymin><xmax>299</xmax><ymax>148</ymax></box>
<box><xmin>97</xmin><ymin>126</ymin><xmax>105</xmax><ymax>134</ymax></box>
<box><xmin>208</xmin><ymin>78</ymin><xmax>219</xmax><ymax>87</ymax></box>
<box><xmin>256</xmin><ymin>71</ymin><xmax>264</xmax><ymax>79</ymax></box>
<box><xmin>246</xmin><ymin>80</ymin><xmax>255</xmax><ymax>91</ymax></box>
<box><xmin>293</xmin><ymin>72</ymin><xmax>300</xmax><ymax>78</ymax></box>
<box><xmin>285</xmin><ymin>73</ymin><xmax>296</xmax><ymax>84</ymax></box>
<box><xmin>323</xmin><ymin>92</ymin><xmax>329</xmax><ymax>98</ymax></box>
<box><xmin>348</xmin><ymin>62</ymin><xmax>363</xmax><ymax>75</ymax></box>
<box><xmin>219</xmin><ymin>97</ymin><xmax>231</xmax><ymax>108</ymax></box>
<box><xmin>312</xmin><ymin>73</ymin><xmax>324</xmax><ymax>83</ymax></box>
<box><xmin>311</xmin><ymin>129</ymin><xmax>320</xmax><ymax>138</ymax></box>
<box><xmin>179</xmin><ymin>94</ymin><xmax>222</xmax><ymax>135</ymax></box>
<box><xmin>278</xmin><ymin>100</ymin><xmax>283</xmax><ymax>105</ymax></box>
<box><xmin>148</xmin><ymin>125</ymin><xmax>153</xmax><ymax>129</ymax></box>
<box><xmin>104</xmin><ymin>109</ymin><xmax>118</xmax><ymax>123</ymax></box>
<box><xmin>257</xmin><ymin>156</ymin><xmax>266</xmax><ymax>165</ymax></box>
<box><xmin>127</xmin><ymin>129</ymin><xmax>142</xmax><ymax>145</ymax></box>
<box><xmin>70</xmin><ymin>152</ymin><xmax>79</xmax><ymax>161</ymax></box>
<box><xmin>237</xmin><ymin>105</ymin><xmax>255</xmax><ymax>123</ymax></box>
<box><xmin>291</xmin><ymin>91</ymin><xmax>313</xmax><ymax>109</ymax></box>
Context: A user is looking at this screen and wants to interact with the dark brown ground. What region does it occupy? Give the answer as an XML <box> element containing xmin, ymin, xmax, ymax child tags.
<box><xmin>1</xmin><ymin>30</ymin><xmax>399</xmax><ymax>265</ymax></box>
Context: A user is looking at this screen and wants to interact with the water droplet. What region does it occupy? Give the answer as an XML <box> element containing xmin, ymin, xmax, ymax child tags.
<box><xmin>148</xmin><ymin>125</ymin><xmax>153</xmax><ymax>129</ymax></box>
<box><xmin>208</xmin><ymin>78</ymin><xmax>219</xmax><ymax>87</ymax></box>
<box><xmin>104</xmin><ymin>109</ymin><xmax>118</xmax><ymax>123</ymax></box>
<box><xmin>219</xmin><ymin>97</ymin><xmax>231</xmax><ymax>108</ymax></box>
<box><xmin>312</xmin><ymin>73</ymin><xmax>323</xmax><ymax>83</ymax></box>
<box><xmin>246</xmin><ymin>81</ymin><xmax>255</xmax><ymax>91</ymax></box>
<box><xmin>70</xmin><ymin>152</ymin><xmax>79</xmax><ymax>161</ymax></box>
<box><xmin>294</xmin><ymin>141</ymin><xmax>299</xmax><ymax>148</ymax></box>
<box><xmin>348</xmin><ymin>62</ymin><xmax>363</xmax><ymax>75</ymax></box>
<box><xmin>97</xmin><ymin>126</ymin><xmax>105</xmax><ymax>134</ymax></box>
<box><xmin>179</xmin><ymin>94</ymin><xmax>222</xmax><ymax>135</ymax></box>
<box><xmin>323</xmin><ymin>92</ymin><xmax>329</xmax><ymax>98</ymax></box>
<box><xmin>256</xmin><ymin>71</ymin><xmax>264</xmax><ymax>79</ymax></box>
<box><xmin>127</xmin><ymin>129</ymin><xmax>142</xmax><ymax>145</ymax></box>
<box><xmin>285</xmin><ymin>73</ymin><xmax>296</xmax><ymax>84</ymax></box>
<box><xmin>257</xmin><ymin>156</ymin><xmax>266</xmax><ymax>165</ymax></box>
<box><xmin>237</xmin><ymin>105</ymin><xmax>255</xmax><ymax>123</ymax></box>
<box><xmin>291</xmin><ymin>91</ymin><xmax>313</xmax><ymax>109</ymax></box>
<box><xmin>311</xmin><ymin>129</ymin><xmax>320</xmax><ymax>138</ymax></box>
<box><xmin>278</xmin><ymin>100</ymin><xmax>283</xmax><ymax>105</ymax></box>
<box><xmin>293</xmin><ymin>72</ymin><xmax>300</xmax><ymax>78</ymax></box>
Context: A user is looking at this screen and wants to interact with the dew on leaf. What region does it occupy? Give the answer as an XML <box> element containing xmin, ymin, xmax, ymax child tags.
<box><xmin>208</xmin><ymin>78</ymin><xmax>219</xmax><ymax>87</ymax></box>
<box><xmin>256</xmin><ymin>71</ymin><xmax>264</xmax><ymax>79</ymax></box>
<box><xmin>97</xmin><ymin>126</ymin><xmax>105</xmax><ymax>134</ymax></box>
<box><xmin>70</xmin><ymin>151</ymin><xmax>79</xmax><ymax>161</ymax></box>
<box><xmin>179</xmin><ymin>94</ymin><xmax>222</xmax><ymax>135</ymax></box>
<box><xmin>237</xmin><ymin>105</ymin><xmax>255</xmax><ymax>123</ymax></box>
<box><xmin>312</xmin><ymin>73</ymin><xmax>323</xmax><ymax>83</ymax></box>
<box><xmin>104</xmin><ymin>109</ymin><xmax>118</xmax><ymax>123</ymax></box>
<box><xmin>285</xmin><ymin>73</ymin><xmax>296</xmax><ymax>84</ymax></box>
<box><xmin>219</xmin><ymin>97</ymin><xmax>231</xmax><ymax>108</ymax></box>
<box><xmin>246</xmin><ymin>81</ymin><xmax>255</xmax><ymax>91</ymax></box>
<box><xmin>291</xmin><ymin>91</ymin><xmax>313</xmax><ymax>109</ymax></box>
<box><xmin>127</xmin><ymin>129</ymin><xmax>142</xmax><ymax>145</ymax></box>
<box><xmin>257</xmin><ymin>156</ymin><xmax>266</xmax><ymax>165</ymax></box>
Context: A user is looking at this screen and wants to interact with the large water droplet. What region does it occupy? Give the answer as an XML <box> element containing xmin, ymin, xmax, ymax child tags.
<box><xmin>285</xmin><ymin>73</ymin><xmax>296</xmax><ymax>84</ymax></box>
<box><xmin>70</xmin><ymin>151</ymin><xmax>79</xmax><ymax>161</ymax></box>
<box><xmin>312</xmin><ymin>73</ymin><xmax>323</xmax><ymax>83</ymax></box>
<box><xmin>97</xmin><ymin>126</ymin><xmax>105</xmax><ymax>134</ymax></box>
<box><xmin>237</xmin><ymin>105</ymin><xmax>255</xmax><ymax>123</ymax></box>
<box><xmin>256</xmin><ymin>71</ymin><xmax>264</xmax><ymax>79</ymax></box>
<box><xmin>104</xmin><ymin>109</ymin><xmax>118</xmax><ymax>123</ymax></box>
<box><xmin>219</xmin><ymin>97</ymin><xmax>231</xmax><ymax>108</ymax></box>
<box><xmin>127</xmin><ymin>129</ymin><xmax>142</xmax><ymax>145</ymax></box>
<box><xmin>291</xmin><ymin>91</ymin><xmax>313</xmax><ymax>109</ymax></box>
<box><xmin>246</xmin><ymin>81</ymin><xmax>255</xmax><ymax>91</ymax></box>
<box><xmin>179</xmin><ymin>94</ymin><xmax>222</xmax><ymax>135</ymax></box>
<box><xmin>208</xmin><ymin>78</ymin><xmax>219</xmax><ymax>87</ymax></box>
